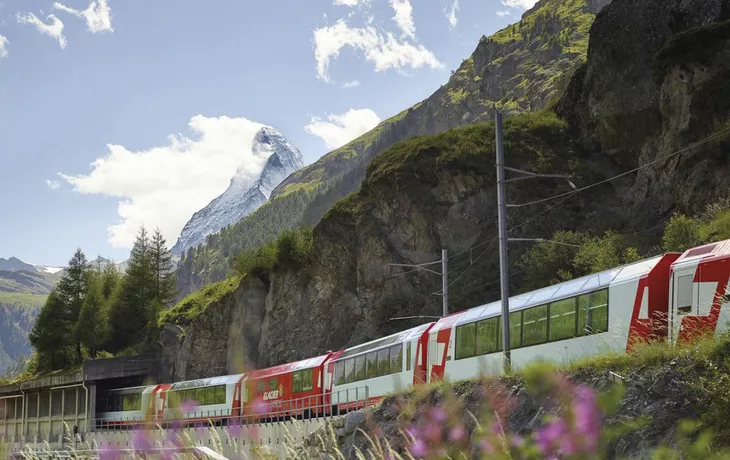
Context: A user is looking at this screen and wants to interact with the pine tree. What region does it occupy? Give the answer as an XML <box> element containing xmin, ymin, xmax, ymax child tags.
<box><xmin>28</xmin><ymin>291</ymin><xmax>73</xmax><ymax>371</ymax></box>
<box><xmin>151</xmin><ymin>228</ymin><xmax>177</xmax><ymax>306</ymax></box>
<box><xmin>55</xmin><ymin>248</ymin><xmax>91</xmax><ymax>363</ymax></box>
<box><xmin>76</xmin><ymin>270</ymin><xmax>108</xmax><ymax>358</ymax></box>
<box><xmin>108</xmin><ymin>227</ymin><xmax>154</xmax><ymax>352</ymax></box>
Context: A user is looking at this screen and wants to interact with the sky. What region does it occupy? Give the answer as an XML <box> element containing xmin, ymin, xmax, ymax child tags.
<box><xmin>0</xmin><ymin>0</ymin><xmax>536</xmax><ymax>267</ymax></box>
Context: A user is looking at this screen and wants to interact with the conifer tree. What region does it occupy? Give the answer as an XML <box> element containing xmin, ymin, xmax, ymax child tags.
<box><xmin>28</xmin><ymin>291</ymin><xmax>73</xmax><ymax>371</ymax></box>
<box><xmin>108</xmin><ymin>227</ymin><xmax>155</xmax><ymax>351</ymax></box>
<box><xmin>55</xmin><ymin>248</ymin><xmax>91</xmax><ymax>363</ymax></box>
<box><xmin>151</xmin><ymin>228</ymin><xmax>177</xmax><ymax>306</ymax></box>
<box><xmin>76</xmin><ymin>270</ymin><xmax>108</xmax><ymax>358</ymax></box>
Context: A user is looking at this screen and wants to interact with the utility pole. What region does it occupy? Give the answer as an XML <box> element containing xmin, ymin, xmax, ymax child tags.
<box><xmin>494</xmin><ymin>110</ymin><xmax>578</xmax><ymax>375</ymax></box>
<box><xmin>442</xmin><ymin>249</ymin><xmax>449</xmax><ymax>318</ymax></box>
<box><xmin>387</xmin><ymin>249</ymin><xmax>450</xmax><ymax>318</ymax></box>
<box><xmin>495</xmin><ymin>110</ymin><xmax>512</xmax><ymax>374</ymax></box>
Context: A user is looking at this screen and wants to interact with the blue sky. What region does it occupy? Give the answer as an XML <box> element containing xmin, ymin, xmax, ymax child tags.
<box><xmin>0</xmin><ymin>0</ymin><xmax>533</xmax><ymax>267</ymax></box>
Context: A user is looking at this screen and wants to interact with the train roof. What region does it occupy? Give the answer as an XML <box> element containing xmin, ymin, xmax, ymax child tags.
<box><xmin>168</xmin><ymin>373</ymin><xmax>244</xmax><ymax>390</ymax></box>
<box><xmin>245</xmin><ymin>354</ymin><xmax>332</xmax><ymax>380</ymax></box>
<box><xmin>334</xmin><ymin>323</ymin><xmax>433</xmax><ymax>361</ymax></box>
<box><xmin>672</xmin><ymin>239</ymin><xmax>730</xmax><ymax>268</ymax></box>
<box><xmin>432</xmin><ymin>254</ymin><xmax>666</xmax><ymax>332</ymax></box>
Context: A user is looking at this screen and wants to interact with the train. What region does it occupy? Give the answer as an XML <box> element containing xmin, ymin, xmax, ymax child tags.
<box><xmin>96</xmin><ymin>238</ymin><xmax>730</xmax><ymax>428</ymax></box>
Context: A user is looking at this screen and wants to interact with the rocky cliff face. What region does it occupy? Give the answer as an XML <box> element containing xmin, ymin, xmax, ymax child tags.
<box><xmin>171</xmin><ymin>127</ymin><xmax>303</xmax><ymax>256</ymax></box>
<box><xmin>160</xmin><ymin>0</ymin><xmax>730</xmax><ymax>377</ymax></box>
<box><xmin>173</xmin><ymin>0</ymin><xmax>607</xmax><ymax>298</ymax></box>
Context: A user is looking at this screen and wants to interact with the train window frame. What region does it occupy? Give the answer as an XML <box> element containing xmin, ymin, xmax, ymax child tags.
<box><xmin>302</xmin><ymin>369</ymin><xmax>313</xmax><ymax>392</ymax></box>
<box><xmin>406</xmin><ymin>343</ymin><xmax>412</xmax><ymax>372</ymax></box>
<box><xmin>269</xmin><ymin>378</ymin><xmax>278</xmax><ymax>391</ymax></box>
<box><xmin>256</xmin><ymin>381</ymin><xmax>266</xmax><ymax>393</ymax></box>
<box><xmin>345</xmin><ymin>359</ymin><xmax>355</xmax><ymax>384</ymax></box>
<box><xmin>293</xmin><ymin>371</ymin><xmax>302</xmax><ymax>393</ymax></box>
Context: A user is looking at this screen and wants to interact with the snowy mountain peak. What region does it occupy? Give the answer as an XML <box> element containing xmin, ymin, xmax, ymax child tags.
<box><xmin>171</xmin><ymin>126</ymin><xmax>304</xmax><ymax>256</ymax></box>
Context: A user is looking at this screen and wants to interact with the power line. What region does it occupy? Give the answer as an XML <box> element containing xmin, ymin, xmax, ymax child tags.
<box><xmin>507</xmin><ymin>126</ymin><xmax>730</xmax><ymax>209</ymax></box>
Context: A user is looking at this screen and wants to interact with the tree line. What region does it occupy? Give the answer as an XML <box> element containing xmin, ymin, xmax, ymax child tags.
<box><xmin>29</xmin><ymin>227</ymin><xmax>176</xmax><ymax>372</ymax></box>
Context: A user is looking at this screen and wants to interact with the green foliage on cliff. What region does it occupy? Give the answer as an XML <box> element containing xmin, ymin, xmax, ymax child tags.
<box><xmin>159</xmin><ymin>275</ymin><xmax>242</xmax><ymax>327</ymax></box>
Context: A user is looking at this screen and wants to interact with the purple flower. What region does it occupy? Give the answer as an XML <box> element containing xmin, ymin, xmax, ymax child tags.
<box><xmin>251</xmin><ymin>398</ymin><xmax>270</xmax><ymax>415</ymax></box>
<box><xmin>422</xmin><ymin>421</ymin><xmax>442</xmax><ymax>441</ymax></box>
<box><xmin>535</xmin><ymin>418</ymin><xmax>568</xmax><ymax>455</ymax></box>
<box><xmin>573</xmin><ymin>385</ymin><xmax>602</xmax><ymax>453</ymax></box>
<box><xmin>409</xmin><ymin>438</ymin><xmax>428</xmax><ymax>458</ymax></box>
<box><xmin>480</xmin><ymin>439</ymin><xmax>496</xmax><ymax>454</ymax></box>
<box><xmin>131</xmin><ymin>429</ymin><xmax>152</xmax><ymax>452</ymax></box>
<box><xmin>98</xmin><ymin>446</ymin><xmax>122</xmax><ymax>460</ymax></box>
<box><xmin>430</xmin><ymin>406</ymin><xmax>448</xmax><ymax>423</ymax></box>
<box><xmin>180</xmin><ymin>399</ymin><xmax>198</xmax><ymax>416</ymax></box>
<box><xmin>448</xmin><ymin>424</ymin><xmax>466</xmax><ymax>443</ymax></box>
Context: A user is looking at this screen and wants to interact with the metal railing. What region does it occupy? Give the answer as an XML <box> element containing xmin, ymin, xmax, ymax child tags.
<box><xmin>89</xmin><ymin>387</ymin><xmax>372</xmax><ymax>433</ymax></box>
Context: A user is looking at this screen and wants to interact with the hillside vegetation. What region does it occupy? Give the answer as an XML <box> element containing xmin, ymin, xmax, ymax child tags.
<box><xmin>173</xmin><ymin>0</ymin><xmax>606</xmax><ymax>298</ymax></box>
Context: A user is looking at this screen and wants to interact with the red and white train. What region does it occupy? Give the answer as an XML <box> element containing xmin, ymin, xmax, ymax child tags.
<box><xmin>96</xmin><ymin>239</ymin><xmax>730</xmax><ymax>427</ymax></box>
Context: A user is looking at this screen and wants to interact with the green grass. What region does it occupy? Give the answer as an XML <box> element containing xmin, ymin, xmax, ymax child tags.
<box><xmin>0</xmin><ymin>292</ymin><xmax>47</xmax><ymax>307</ymax></box>
<box><xmin>159</xmin><ymin>276</ymin><xmax>242</xmax><ymax>326</ymax></box>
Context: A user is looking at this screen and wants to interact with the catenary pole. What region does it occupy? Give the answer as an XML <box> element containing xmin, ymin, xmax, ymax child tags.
<box><xmin>495</xmin><ymin>110</ymin><xmax>512</xmax><ymax>374</ymax></box>
<box><xmin>442</xmin><ymin>249</ymin><xmax>449</xmax><ymax>317</ymax></box>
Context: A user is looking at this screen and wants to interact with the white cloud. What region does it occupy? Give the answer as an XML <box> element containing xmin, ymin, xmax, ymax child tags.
<box><xmin>333</xmin><ymin>0</ymin><xmax>365</xmax><ymax>5</ymax></box>
<box><xmin>447</xmin><ymin>0</ymin><xmax>460</xmax><ymax>28</ymax></box>
<box><xmin>46</xmin><ymin>179</ymin><xmax>61</xmax><ymax>191</ymax></box>
<box><xmin>313</xmin><ymin>20</ymin><xmax>442</xmax><ymax>82</ymax></box>
<box><xmin>501</xmin><ymin>0</ymin><xmax>539</xmax><ymax>9</ymax></box>
<box><xmin>305</xmin><ymin>108</ymin><xmax>381</xmax><ymax>150</ymax></box>
<box><xmin>389</xmin><ymin>0</ymin><xmax>415</xmax><ymax>39</ymax></box>
<box><xmin>496</xmin><ymin>10</ymin><xmax>511</xmax><ymax>17</ymax></box>
<box><xmin>17</xmin><ymin>12</ymin><xmax>67</xmax><ymax>49</ymax></box>
<box><xmin>60</xmin><ymin>115</ymin><xmax>270</xmax><ymax>249</ymax></box>
<box><xmin>54</xmin><ymin>0</ymin><xmax>113</xmax><ymax>34</ymax></box>
<box><xmin>0</xmin><ymin>36</ymin><xmax>8</xmax><ymax>58</ymax></box>
<box><xmin>343</xmin><ymin>80</ymin><xmax>361</xmax><ymax>88</ymax></box>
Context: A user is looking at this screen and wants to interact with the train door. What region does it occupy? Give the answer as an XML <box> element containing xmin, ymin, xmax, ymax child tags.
<box><xmin>427</xmin><ymin>333</ymin><xmax>437</xmax><ymax>383</ymax></box>
<box><xmin>669</xmin><ymin>267</ymin><xmax>697</xmax><ymax>344</ymax></box>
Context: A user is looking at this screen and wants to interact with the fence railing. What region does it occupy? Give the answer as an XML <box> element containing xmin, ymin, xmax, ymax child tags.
<box><xmin>89</xmin><ymin>387</ymin><xmax>372</xmax><ymax>433</ymax></box>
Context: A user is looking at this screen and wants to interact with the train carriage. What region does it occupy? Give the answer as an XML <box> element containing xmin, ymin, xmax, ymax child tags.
<box><xmin>157</xmin><ymin>374</ymin><xmax>244</xmax><ymax>426</ymax></box>
<box><xmin>242</xmin><ymin>352</ymin><xmax>342</xmax><ymax>420</ymax></box>
<box><xmin>428</xmin><ymin>253</ymin><xmax>681</xmax><ymax>382</ymax></box>
<box><xmin>96</xmin><ymin>385</ymin><xmax>157</xmax><ymax>429</ymax></box>
<box><xmin>330</xmin><ymin>323</ymin><xmax>434</xmax><ymax>412</ymax></box>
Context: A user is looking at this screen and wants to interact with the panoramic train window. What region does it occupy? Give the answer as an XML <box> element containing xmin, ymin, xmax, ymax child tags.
<box><xmin>522</xmin><ymin>305</ymin><xmax>547</xmax><ymax>347</ymax></box>
<box><xmin>292</xmin><ymin>369</ymin><xmax>314</xmax><ymax>393</ymax></box>
<box><xmin>390</xmin><ymin>345</ymin><xmax>403</xmax><ymax>373</ymax></box>
<box><xmin>122</xmin><ymin>394</ymin><xmax>141</xmax><ymax>411</ymax></box>
<box><xmin>269</xmin><ymin>379</ymin><xmax>278</xmax><ymax>391</ymax></box>
<box><xmin>354</xmin><ymin>355</ymin><xmax>366</xmax><ymax>381</ymax></box>
<box><xmin>335</xmin><ymin>361</ymin><xmax>345</xmax><ymax>385</ymax></box>
<box><xmin>366</xmin><ymin>352</ymin><xmax>378</xmax><ymax>378</ymax></box>
<box><xmin>345</xmin><ymin>358</ymin><xmax>355</xmax><ymax>384</ymax></box>
<box><xmin>550</xmin><ymin>298</ymin><xmax>577</xmax><ymax>341</ymax></box>
<box><xmin>377</xmin><ymin>348</ymin><xmax>390</xmax><ymax>377</ymax></box>
<box><xmin>456</xmin><ymin>321</ymin><xmax>477</xmax><ymax>359</ymax></box>
<box><xmin>453</xmin><ymin>288</ymin><xmax>610</xmax><ymax>360</ymax></box>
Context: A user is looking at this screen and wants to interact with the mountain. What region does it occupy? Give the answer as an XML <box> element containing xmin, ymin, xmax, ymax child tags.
<box><xmin>174</xmin><ymin>0</ymin><xmax>606</xmax><ymax>297</ymax></box>
<box><xmin>0</xmin><ymin>257</ymin><xmax>37</xmax><ymax>272</ymax></box>
<box><xmin>158</xmin><ymin>0</ymin><xmax>730</xmax><ymax>376</ymax></box>
<box><xmin>90</xmin><ymin>256</ymin><xmax>128</xmax><ymax>273</ymax></box>
<box><xmin>0</xmin><ymin>257</ymin><xmax>62</xmax><ymax>376</ymax></box>
<box><xmin>171</xmin><ymin>126</ymin><xmax>303</xmax><ymax>257</ymax></box>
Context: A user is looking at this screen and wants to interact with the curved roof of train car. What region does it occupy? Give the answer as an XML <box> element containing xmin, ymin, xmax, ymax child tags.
<box><xmin>167</xmin><ymin>373</ymin><xmax>245</xmax><ymax>390</ymax></box>
<box><xmin>244</xmin><ymin>354</ymin><xmax>333</xmax><ymax>380</ymax></box>
<box><xmin>334</xmin><ymin>322</ymin><xmax>434</xmax><ymax>362</ymax></box>
<box><xmin>430</xmin><ymin>254</ymin><xmax>666</xmax><ymax>333</ymax></box>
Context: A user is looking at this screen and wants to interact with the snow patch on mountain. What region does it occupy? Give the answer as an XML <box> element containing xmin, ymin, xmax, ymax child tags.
<box><xmin>171</xmin><ymin>127</ymin><xmax>303</xmax><ymax>256</ymax></box>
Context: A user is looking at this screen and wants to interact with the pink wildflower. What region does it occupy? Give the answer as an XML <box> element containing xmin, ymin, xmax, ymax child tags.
<box><xmin>448</xmin><ymin>424</ymin><xmax>466</xmax><ymax>443</ymax></box>
<box><xmin>430</xmin><ymin>406</ymin><xmax>448</xmax><ymax>423</ymax></box>
<box><xmin>131</xmin><ymin>429</ymin><xmax>152</xmax><ymax>453</ymax></box>
<box><xmin>535</xmin><ymin>418</ymin><xmax>568</xmax><ymax>455</ymax></box>
<box><xmin>409</xmin><ymin>438</ymin><xmax>428</xmax><ymax>458</ymax></box>
<box><xmin>573</xmin><ymin>385</ymin><xmax>602</xmax><ymax>453</ymax></box>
